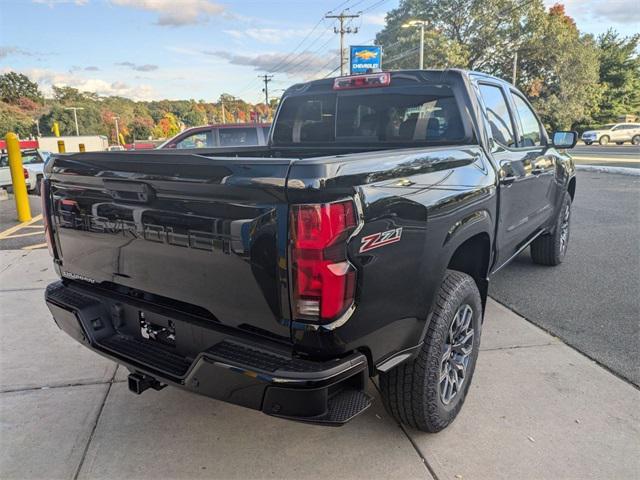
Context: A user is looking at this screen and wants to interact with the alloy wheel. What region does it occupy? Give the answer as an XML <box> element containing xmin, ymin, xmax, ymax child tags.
<box><xmin>439</xmin><ymin>304</ymin><xmax>474</xmax><ymax>405</ymax></box>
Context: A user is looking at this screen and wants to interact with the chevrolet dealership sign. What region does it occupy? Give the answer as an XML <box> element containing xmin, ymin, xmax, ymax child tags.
<box><xmin>350</xmin><ymin>46</ymin><xmax>382</xmax><ymax>74</ymax></box>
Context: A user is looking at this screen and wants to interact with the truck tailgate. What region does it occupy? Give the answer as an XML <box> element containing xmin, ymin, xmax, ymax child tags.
<box><xmin>48</xmin><ymin>152</ymin><xmax>293</xmax><ymax>342</ymax></box>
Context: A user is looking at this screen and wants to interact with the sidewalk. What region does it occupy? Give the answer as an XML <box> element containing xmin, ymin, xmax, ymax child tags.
<box><xmin>1</xmin><ymin>249</ymin><xmax>638</xmax><ymax>480</ymax></box>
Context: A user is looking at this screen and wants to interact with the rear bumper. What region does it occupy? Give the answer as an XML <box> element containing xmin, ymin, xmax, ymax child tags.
<box><xmin>45</xmin><ymin>281</ymin><xmax>372</xmax><ymax>425</ymax></box>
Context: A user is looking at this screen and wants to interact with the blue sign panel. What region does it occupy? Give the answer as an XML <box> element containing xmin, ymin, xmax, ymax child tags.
<box><xmin>350</xmin><ymin>45</ymin><xmax>382</xmax><ymax>74</ymax></box>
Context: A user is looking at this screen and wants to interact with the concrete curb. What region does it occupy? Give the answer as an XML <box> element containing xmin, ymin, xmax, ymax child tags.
<box><xmin>575</xmin><ymin>164</ymin><xmax>640</xmax><ymax>176</ymax></box>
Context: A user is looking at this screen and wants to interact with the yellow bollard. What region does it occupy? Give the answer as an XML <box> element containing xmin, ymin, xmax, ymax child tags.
<box><xmin>5</xmin><ymin>133</ymin><xmax>32</xmax><ymax>222</ymax></box>
<box><xmin>57</xmin><ymin>140</ymin><xmax>66</xmax><ymax>153</ymax></box>
<box><xmin>79</xmin><ymin>143</ymin><xmax>86</xmax><ymax>152</ymax></box>
<box><xmin>52</xmin><ymin>121</ymin><xmax>60</xmax><ymax>137</ymax></box>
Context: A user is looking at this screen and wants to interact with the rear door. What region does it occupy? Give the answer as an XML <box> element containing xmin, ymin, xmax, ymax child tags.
<box><xmin>49</xmin><ymin>151</ymin><xmax>294</xmax><ymax>342</ymax></box>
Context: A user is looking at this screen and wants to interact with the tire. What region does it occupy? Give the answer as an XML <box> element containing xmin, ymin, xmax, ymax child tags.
<box><xmin>530</xmin><ymin>193</ymin><xmax>571</xmax><ymax>266</ymax></box>
<box><xmin>379</xmin><ymin>270</ymin><xmax>482</xmax><ymax>433</ymax></box>
<box><xmin>599</xmin><ymin>135</ymin><xmax>609</xmax><ymax>145</ymax></box>
<box><xmin>632</xmin><ymin>135</ymin><xmax>640</xmax><ymax>146</ymax></box>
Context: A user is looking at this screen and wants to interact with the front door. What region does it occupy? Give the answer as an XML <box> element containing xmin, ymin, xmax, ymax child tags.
<box><xmin>476</xmin><ymin>82</ymin><xmax>554</xmax><ymax>270</ymax></box>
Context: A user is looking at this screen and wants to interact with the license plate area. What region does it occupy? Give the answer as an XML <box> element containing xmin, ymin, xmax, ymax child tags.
<box><xmin>139</xmin><ymin>311</ymin><xmax>176</xmax><ymax>347</ymax></box>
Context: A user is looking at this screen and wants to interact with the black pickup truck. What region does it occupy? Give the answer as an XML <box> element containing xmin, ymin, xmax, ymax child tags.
<box><xmin>42</xmin><ymin>70</ymin><xmax>577</xmax><ymax>432</ymax></box>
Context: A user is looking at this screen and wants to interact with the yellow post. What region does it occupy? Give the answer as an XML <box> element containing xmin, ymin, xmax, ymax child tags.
<box><xmin>57</xmin><ymin>140</ymin><xmax>66</xmax><ymax>153</ymax></box>
<box><xmin>79</xmin><ymin>143</ymin><xmax>86</xmax><ymax>152</ymax></box>
<box><xmin>52</xmin><ymin>121</ymin><xmax>60</xmax><ymax>137</ymax></box>
<box><xmin>5</xmin><ymin>133</ymin><xmax>32</xmax><ymax>222</ymax></box>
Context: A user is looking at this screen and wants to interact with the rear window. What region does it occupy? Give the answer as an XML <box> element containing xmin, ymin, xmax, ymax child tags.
<box><xmin>272</xmin><ymin>87</ymin><xmax>466</xmax><ymax>145</ymax></box>
<box><xmin>218</xmin><ymin>127</ymin><xmax>259</xmax><ymax>147</ymax></box>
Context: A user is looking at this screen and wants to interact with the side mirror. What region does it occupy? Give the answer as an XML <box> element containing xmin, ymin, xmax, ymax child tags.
<box><xmin>552</xmin><ymin>131</ymin><xmax>578</xmax><ymax>149</ymax></box>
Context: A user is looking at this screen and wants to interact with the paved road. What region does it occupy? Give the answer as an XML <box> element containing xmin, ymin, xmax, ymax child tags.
<box><xmin>491</xmin><ymin>171</ymin><xmax>640</xmax><ymax>386</ymax></box>
<box><xmin>0</xmin><ymin>195</ymin><xmax>45</xmax><ymax>251</ymax></box>
<box><xmin>571</xmin><ymin>144</ymin><xmax>640</xmax><ymax>168</ymax></box>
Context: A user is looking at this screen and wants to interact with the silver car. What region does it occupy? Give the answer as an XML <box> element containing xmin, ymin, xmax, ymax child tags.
<box><xmin>581</xmin><ymin>123</ymin><xmax>640</xmax><ymax>145</ymax></box>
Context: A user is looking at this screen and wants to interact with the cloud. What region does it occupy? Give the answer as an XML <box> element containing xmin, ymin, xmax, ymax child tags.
<box><xmin>591</xmin><ymin>0</ymin><xmax>640</xmax><ymax>24</ymax></box>
<box><xmin>110</xmin><ymin>0</ymin><xmax>226</xmax><ymax>26</ymax></box>
<box><xmin>84</xmin><ymin>66</ymin><xmax>100</xmax><ymax>71</ymax></box>
<box><xmin>0</xmin><ymin>46</ymin><xmax>34</xmax><ymax>59</ymax></box>
<box><xmin>116</xmin><ymin>61</ymin><xmax>159</xmax><ymax>72</ymax></box>
<box><xmin>32</xmin><ymin>0</ymin><xmax>88</xmax><ymax>6</ymax></box>
<box><xmin>362</xmin><ymin>12</ymin><xmax>387</xmax><ymax>26</ymax></box>
<box><xmin>4</xmin><ymin>67</ymin><xmax>156</xmax><ymax>100</ymax></box>
<box><xmin>544</xmin><ymin>0</ymin><xmax>640</xmax><ymax>25</ymax></box>
<box><xmin>207</xmin><ymin>50</ymin><xmax>336</xmax><ymax>77</ymax></box>
<box><xmin>223</xmin><ymin>28</ymin><xmax>313</xmax><ymax>45</ymax></box>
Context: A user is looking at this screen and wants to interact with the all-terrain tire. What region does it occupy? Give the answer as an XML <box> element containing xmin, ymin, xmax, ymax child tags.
<box><xmin>530</xmin><ymin>193</ymin><xmax>572</xmax><ymax>266</ymax></box>
<box><xmin>379</xmin><ymin>270</ymin><xmax>482</xmax><ymax>433</ymax></box>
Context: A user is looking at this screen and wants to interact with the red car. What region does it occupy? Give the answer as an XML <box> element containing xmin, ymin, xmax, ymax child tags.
<box><xmin>158</xmin><ymin>123</ymin><xmax>271</xmax><ymax>149</ymax></box>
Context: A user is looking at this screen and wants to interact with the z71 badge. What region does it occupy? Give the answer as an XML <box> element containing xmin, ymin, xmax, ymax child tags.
<box><xmin>359</xmin><ymin>227</ymin><xmax>403</xmax><ymax>253</ymax></box>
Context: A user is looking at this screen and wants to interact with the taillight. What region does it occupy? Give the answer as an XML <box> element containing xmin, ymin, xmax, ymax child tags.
<box><xmin>333</xmin><ymin>72</ymin><xmax>390</xmax><ymax>90</ymax></box>
<box><xmin>40</xmin><ymin>179</ymin><xmax>55</xmax><ymax>257</ymax></box>
<box><xmin>23</xmin><ymin>168</ymin><xmax>29</xmax><ymax>179</ymax></box>
<box><xmin>290</xmin><ymin>199</ymin><xmax>358</xmax><ymax>323</ymax></box>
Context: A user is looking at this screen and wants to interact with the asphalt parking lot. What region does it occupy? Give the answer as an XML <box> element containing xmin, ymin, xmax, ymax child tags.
<box><xmin>491</xmin><ymin>171</ymin><xmax>640</xmax><ymax>386</ymax></box>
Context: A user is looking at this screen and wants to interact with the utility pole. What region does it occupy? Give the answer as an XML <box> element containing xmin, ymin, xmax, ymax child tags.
<box><xmin>113</xmin><ymin>116</ymin><xmax>120</xmax><ymax>145</ymax></box>
<box><xmin>512</xmin><ymin>51</ymin><xmax>518</xmax><ymax>85</ymax></box>
<box><xmin>326</xmin><ymin>10</ymin><xmax>360</xmax><ymax>76</ymax></box>
<box><xmin>64</xmin><ymin>107</ymin><xmax>84</xmax><ymax>136</ymax></box>
<box><xmin>259</xmin><ymin>74</ymin><xmax>273</xmax><ymax>106</ymax></box>
<box><xmin>221</xmin><ymin>100</ymin><xmax>226</xmax><ymax>124</ymax></box>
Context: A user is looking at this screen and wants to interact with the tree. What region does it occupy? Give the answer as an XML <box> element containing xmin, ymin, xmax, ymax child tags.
<box><xmin>128</xmin><ymin>116</ymin><xmax>154</xmax><ymax>140</ymax></box>
<box><xmin>595</xmin><ymin>30</ymin><xmax>640</xmax><ymax>122</ymax></box>
<box><xmin>374</xmin><ymin>0</ymin><xmax>602</xmax><ymax>130</ymax></box>
<box><xmin>152</xmin><ymin>112</ymin><xmax>180</xmax><ymax>139</ymax></box>
<box><xmin>0</xmin><ymin>102</ymin><xmax>37</xmax><ymax>138</ymax></box>
<box><xmin>375</xmin><ymin>0</ymin><xmax>546</xmax><ymax>72</ymax></box>
<box><xmin>517</xmin><ymin>4</ymin><xmax>602</xmax><ymax>130</ymax></box>
<box><xmin>0</xmin><ymin>72</ymin><xmax>43</xmax><ymax>104</ymax></box>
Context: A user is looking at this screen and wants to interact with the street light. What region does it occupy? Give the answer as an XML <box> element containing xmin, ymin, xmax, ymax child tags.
<box><xmin>402</xmin><ymin>19</ymin><xmax>429</xmax><ymax>70</ymax></box>
<box><xmin>64</xmin><ymin>107</ymin><xmax>84</xmax><ymax>136</ymax></box>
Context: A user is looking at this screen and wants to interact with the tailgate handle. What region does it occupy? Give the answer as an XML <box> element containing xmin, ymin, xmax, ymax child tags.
<box><xmin>104</xmin><ymin>181</ymin><xmax>155</xmax><ymax>203</ymax></box>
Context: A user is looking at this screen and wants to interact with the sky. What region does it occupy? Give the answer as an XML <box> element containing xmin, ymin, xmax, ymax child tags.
<box><xmin>0</xmin><ymin>0</ymin><xmax>638</xmax><ymax>104</ymax></box>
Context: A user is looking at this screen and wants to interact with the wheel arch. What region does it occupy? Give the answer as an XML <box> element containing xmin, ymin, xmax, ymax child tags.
<box><xmin>567</xmin><ymin>176</ymin><xmax>576</xmax><ymax>201</ymax></box>
<box><xmin>446</xmin><ymin>231</ymin><xmax>492</xmax><ymax>310</ymax></box>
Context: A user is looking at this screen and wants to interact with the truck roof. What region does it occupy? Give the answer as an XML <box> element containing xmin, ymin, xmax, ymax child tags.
<box><xmin>284</xmin><ymin>69</ymin><xmax>511</xmax><ymax>95</ymax></box>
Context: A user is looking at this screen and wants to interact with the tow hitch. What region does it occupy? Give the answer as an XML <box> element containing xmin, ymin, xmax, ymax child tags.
<box><xmin>128</xmin><ymin>372</ymin><xmax>166</xmax><ymax>395</ymax></box>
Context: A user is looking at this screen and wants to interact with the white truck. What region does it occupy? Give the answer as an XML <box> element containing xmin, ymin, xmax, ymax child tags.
<box><xmin>36</xmin><ymin>135</ymin><xmax>109</xmax><ymax>152</ymax></box>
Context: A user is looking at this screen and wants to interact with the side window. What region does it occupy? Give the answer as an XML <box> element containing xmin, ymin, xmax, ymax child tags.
<box><xmin>0</xmin><ymin>155</ymin><xmax>8</xmax><ymax>168</ymax></box>
<box><xmin>218</xmin><ymin>127</ymin><xmax>259</xmax><ymax>147</ymax></box>
<box><xmin>175</xmin><ymin>131</ymin><xmax>214</xmax><ymax>149</ymax></box>
<box><xmin>478</xmin><ymin>84</ymin><xmax>516</xmax><ymax>148</ymax></box>
<box><xmin>511</xmin><ymin>93</ymin><xmax>542</xmax><ymax>147</ymax></box>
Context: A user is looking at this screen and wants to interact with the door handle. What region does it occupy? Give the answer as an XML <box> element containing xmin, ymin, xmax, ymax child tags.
<box><xmin>500</xmin><ymin>175</ymin><xmax>517</xmax><ymax>185</ymax></box>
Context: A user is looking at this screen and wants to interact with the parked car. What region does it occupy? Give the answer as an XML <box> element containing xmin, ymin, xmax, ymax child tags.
<box><xmin>106</xmin><ymin>145</ymin><xmax>126</xmax><ymax>151</ymax></box>
<box><xmin>581</xmin><ymin>123</ymin><xmax>640</xmax><ymax>145</ymax></box>
<box><xmin>0</xmin><ymin>149</ymin><xmax>50</xmax><ymax>194</ymax></box>
<box><xmin>158</xmin><ymin>123</ymin><xmax>271</xmax><ymax>149</ymax></box>
<box><xmin>42</xmin><ymin>70</ymin><xmax>577</xmax><ymax>432</ymax></box>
